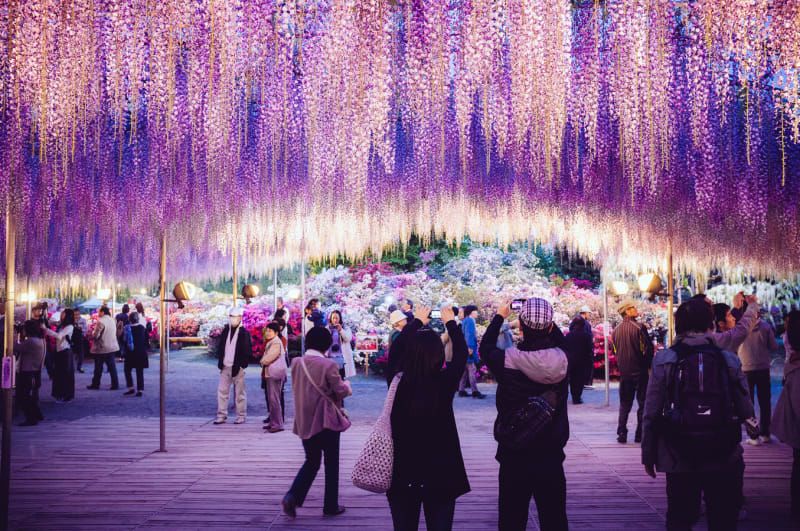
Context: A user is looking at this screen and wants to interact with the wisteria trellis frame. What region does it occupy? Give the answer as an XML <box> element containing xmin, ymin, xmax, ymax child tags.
<box><xmin>0</xmin><ymin>0</ymin><xmax>799</xmax><ymax>287</ymax></box>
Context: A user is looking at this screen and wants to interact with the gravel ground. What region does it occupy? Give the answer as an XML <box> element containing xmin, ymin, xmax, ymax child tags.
<box><xmin>15</xmin><ymin>346</ymin><xmax>786</xmax><ymax>430</ymax></box>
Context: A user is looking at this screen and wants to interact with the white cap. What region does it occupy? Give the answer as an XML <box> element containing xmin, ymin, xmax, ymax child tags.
<box><xmin>579</xmin><ymin>306</ymin><xmax>591</xmax><ymax>314</ymax></box>
<box><xmin>389</xmin><ymin>310</ymin><xmax>408</xmax><ymax>326</ymax></box>
<box><xmin>228</xmin><ymin>306</ymin><xmax>244</xmax><ymax>317</ymax></box>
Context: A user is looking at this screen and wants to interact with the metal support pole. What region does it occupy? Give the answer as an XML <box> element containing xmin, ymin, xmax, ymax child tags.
<box><xmin>232</xmin><ymin>248</ymin><xmax>238</xmax><ymax>308</ymax></box>
<box><xmin>25</xmin><ymin>277</ymin><xmax>30</xmax><ymax>320</ymax></box>
<box><xmin>2</xmin><ymin>208</ymin><xmax>17</xmax><ymax>530</ymax></box>
<box><xmin>667</xmin><ymin>241</ymin><xmax>675</xmax><ymax>346</ymax></box>
<box><xmin>158</xmin><ymin>234</ymin><xmax>167</xmax><ymax>452</ymax></box>
<box><xmin>602</xmin><ymin>281</ymin><xmax>610</xmax><ymax>407</ymax></box>
<box><xmin>300</xmin><ymin>259</ymin><xmax>306</xmax><ymax>355</ymax></box>
<box><xmin>273</xmin><ymin>268</ymin><xmax>278</xmax><ymax>313</ymax></box>
<box><xmin>165</xmin><ymin>284</ymin><xmax>170</xmax><ymax>373</ymax></box>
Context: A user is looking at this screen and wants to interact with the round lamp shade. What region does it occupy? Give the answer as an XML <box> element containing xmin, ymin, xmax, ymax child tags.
<box><xmin>241</xmin><ymin>284</ymin><xmax>260</xmax><ymax>301</ymax></box>
<box><xmin>172</xmin><ymin>281</ymin><xmax>197</xmax><ymax>303</ymax></box>
<box><xmin>637</xmin><ymin>273</ymin><xmax>663</xmax><ymax>294</ymax></box>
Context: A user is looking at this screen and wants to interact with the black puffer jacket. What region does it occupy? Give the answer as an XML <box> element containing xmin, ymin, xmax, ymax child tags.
<box><xmin>479</xmin><ymin>315</ymin><xmax>570</xmax><ymax>462</ymax></box>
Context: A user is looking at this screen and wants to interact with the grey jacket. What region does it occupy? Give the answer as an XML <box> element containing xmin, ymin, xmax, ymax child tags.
<box><xmin>711</xmin><ymin>302</ymin><xmax>759</xmax><ymax>352</ymax></box>
<box><xmin>737</xmin><ymin>319</ymin><xmax>778</xmax><ymax>372</ymax></box>
<box><xmin>641</xmin><ymin>333</ymin><xmax>754</xmax><ymax>473</ymax></box>
<box><xmin>16</xmin><ymin>337</ymin><xmax>46</xmax><ymax>372</ymax></box>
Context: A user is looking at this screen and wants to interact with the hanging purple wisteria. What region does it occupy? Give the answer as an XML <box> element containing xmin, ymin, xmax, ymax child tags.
<box><xmin>0</xmin><ymin>0</ymin><xmax>799</xmax><ymax>286</ymax></box>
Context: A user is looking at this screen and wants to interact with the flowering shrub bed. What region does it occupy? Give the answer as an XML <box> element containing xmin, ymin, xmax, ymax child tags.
<box><xmin>115</xmin><ymin>245</ymin><xmax>676</xmax><ymax>370</ymax></box>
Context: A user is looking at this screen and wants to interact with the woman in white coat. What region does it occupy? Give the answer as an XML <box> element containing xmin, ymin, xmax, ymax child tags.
<box><xmin>327</xmin><ymin>310</ymin><xmax>356</xmax><ymax>379</ymax></box>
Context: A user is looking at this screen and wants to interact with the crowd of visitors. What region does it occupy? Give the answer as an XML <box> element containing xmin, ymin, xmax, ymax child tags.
<box><xmin>5</xmin><ymin>285</ymin><xmax>799</xmax><ymax>530</ymax></box>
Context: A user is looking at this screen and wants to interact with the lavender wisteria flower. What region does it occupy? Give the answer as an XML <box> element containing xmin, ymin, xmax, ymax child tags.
<box><xmin>0</xmin><ymin>0</ymin><xmax>798</xmax><ymax>287</ymax></box>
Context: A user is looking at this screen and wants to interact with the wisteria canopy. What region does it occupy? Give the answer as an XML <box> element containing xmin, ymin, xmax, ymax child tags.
<box><xmin>1</xmin><ymin>0</ymin><xmax>799</xmax><ymax>286</ymax></box>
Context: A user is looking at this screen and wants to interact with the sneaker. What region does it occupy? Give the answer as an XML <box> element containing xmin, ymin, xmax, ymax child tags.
<box><xmin>745</xmin><ymin>437</ymin><xmax>761</xmax><ymax>446</ymax></box>
<box><xmin>617</xmin><ymin>434</ymin><xmax>627</xmax><ymax>444</ymax></box>
<box><xmin>583</xmin><ymin>384</ymin><xmax>594</xmax><ymax>390</ymax></box>
<box><xmin>572</xmin><ymin>399</ymin><xmax>584</xmax><ymax>405</ymax></box>
<box><xmin>234</xmin><ymin>417</ymin><xmax>246</xmax><ymax>424</ymax></box>
<box><xmin>266</xmin><ymin>426</ymin><xmax>284</xmax><ymax>433</ymax></box>
<box><xmin>758</xmin><ymin>435</ymin><xmax>772</xmax><ymax>444</ymax></box>
<box><xmin>109</xmin><ymin>386</ymin><xmax>119</xmax><ymax>391</ymax></box>
<box><xmin>86</xmin><ymin>385</ymin><xmax>100</xmax><ymax>390</ymax></box>
<box><xmin>213</xmin><ymin>417</ymin><xmax>226</xmax><ymax>425</ymax></box>
<box><xmin>263</xmin><ymin>417</ymin><xmax>270</xmax><ymax>424</ymax></box>
<box><xmin>472</xmin><ymin>391</ymin><xmax>486</xmax><ymax>399</ymax></box>
<box><xmin>634</xmin><ymin>434</ymin><xmax>642</xmax><ymax>443</ymax></box>
<box><xmin>124</xmin><ymin>389</ymin><xmax>136</xmax><ymax>396</ymax></box>
<box><xmin>135</xmin><ymin>391</ymin><xmax>143</xmax><ymax>397</ymax></box>
<box><xmin>458</xmin><ymin>390</ymin><xmax>468</xmax><ymax>397</ymax></box>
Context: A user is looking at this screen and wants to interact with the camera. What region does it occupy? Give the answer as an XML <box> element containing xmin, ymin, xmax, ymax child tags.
<box><xmin>430</xmin><ymin>310</ymin><xmax>442</xmax><ymax>319</ymax></box>
<box><xmin>510</xmin><ymin>299</ymin><xmax>526</xmax><ymax>311</ymax></box>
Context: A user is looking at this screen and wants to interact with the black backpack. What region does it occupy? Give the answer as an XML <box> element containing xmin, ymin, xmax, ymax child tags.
<box><xmin>660</xmin><ymin>340</ymin><xmax>741</xmax><ymax>462</ymax></box>
<box><xmin>70</xmin><ymin>325</ymin><xmax>83</xmax><ymax>354</ymax></box>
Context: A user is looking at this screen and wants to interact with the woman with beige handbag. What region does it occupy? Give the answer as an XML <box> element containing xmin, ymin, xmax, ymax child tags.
<box><xmin>261</xmin><ymin>322</ymin><xmax>287</xmax><ymax>433</ymax></box>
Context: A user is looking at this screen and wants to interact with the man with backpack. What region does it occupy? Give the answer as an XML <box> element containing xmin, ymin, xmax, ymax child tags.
<box><xmin>641</xmin><ymin>298</ymin><xmax>757</xmax><ymax>531</ymax></box>
<box><xmin>479</xmin><ymin>298</ymin><xmax>570</xmax><ymax>531</ymax></box>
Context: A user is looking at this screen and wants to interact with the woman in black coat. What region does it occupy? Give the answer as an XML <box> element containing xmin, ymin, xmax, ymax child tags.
<box><xmin>386</xmin><ymin>305</ymin><xmax>469</xmax><ymax>531</ymax></box>
<box><xmin>564</xmin><ymin>316</ymin><xmax>594</xmax><ymax>404</ymax></box>
<box><xmin>124</xmin><ymin>311</ymin><xmax>149</xmax><ymax>396</ymax></box>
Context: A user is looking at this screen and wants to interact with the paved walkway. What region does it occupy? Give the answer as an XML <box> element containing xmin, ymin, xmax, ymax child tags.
<box><xmin>5</xmin><ymin>348</ymin><xmax>796</xmax><ymax>530</ymax></box>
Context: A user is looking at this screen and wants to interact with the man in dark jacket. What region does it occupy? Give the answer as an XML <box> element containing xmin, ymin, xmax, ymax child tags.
<box><xmin>479</xmin><ymin>298</ymin><xmax>569</xmax><ymax>531</ymax></box>
<box><xmin>565</xmin><ymin>315</ymin><xmax>594</xmax><ymax>404</ymax></box>
<box><xmin>611</xmin><ymin>300</ymin><xmax>654</xmax><ymax>443</ymax></box>
<box><xmin>214</xmin><ymin>307</ymin><xmax>252</xmax><ymax>425</ymax></box>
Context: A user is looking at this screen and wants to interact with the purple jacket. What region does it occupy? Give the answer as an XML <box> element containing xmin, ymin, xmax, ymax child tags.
<box><xmin>290</xmin><ymin>351</ymin><xmax>351</xmax><ymax>439</ymax></box>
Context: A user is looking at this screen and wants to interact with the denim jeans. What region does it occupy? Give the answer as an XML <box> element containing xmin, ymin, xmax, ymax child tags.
<box><xmin>458</xmin><ymin>363</ymin><xmax>478</xmax><ymax>393</ymax></box>
<box><xmin>91</xmin><ymin>352</ymin><xmax>120</xmax><ymax>388</ymax></box>
<box><xmin>745</xmin><ymin>369</ymin><xmax>771</xmax><ymax>437</ymax></box>
<box><xmin>618</xmin><ymin>373</ymin><xmax>649</xmax><ymax>439</ymax></box>
<box><xmin>387</xmin><ymin>490</ymin><xmax>456</xmax><ymax>531</ymax></box>
<box><xmin>288</xmin><ymin>429</ymin><xmax>341</xmax><ymax>513</ymax></box>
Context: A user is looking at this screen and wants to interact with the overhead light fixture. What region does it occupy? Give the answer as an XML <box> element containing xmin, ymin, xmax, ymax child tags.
<box><xmin>166</xmin><ymin>281</ymin><xmax>197</xmax><ymax>309</ymax></box>
<box><xmin>610</xmin><ymin>280</ymin><xmax>630</xmax><ymax>296</ymax></box>
<box><xmin>240</xmin><ymin>284</ymin><xmax>260</xmax><ymax>304</ymax></box>
<box><xmin>19</xmin><ymin>291</ymin><xmax>37</xmax><ymax>303</ymax></box>
<box><xmin>637</xmin><ymin>273</ymin><xmax>663</xmax><ymax>294</ymax></box>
